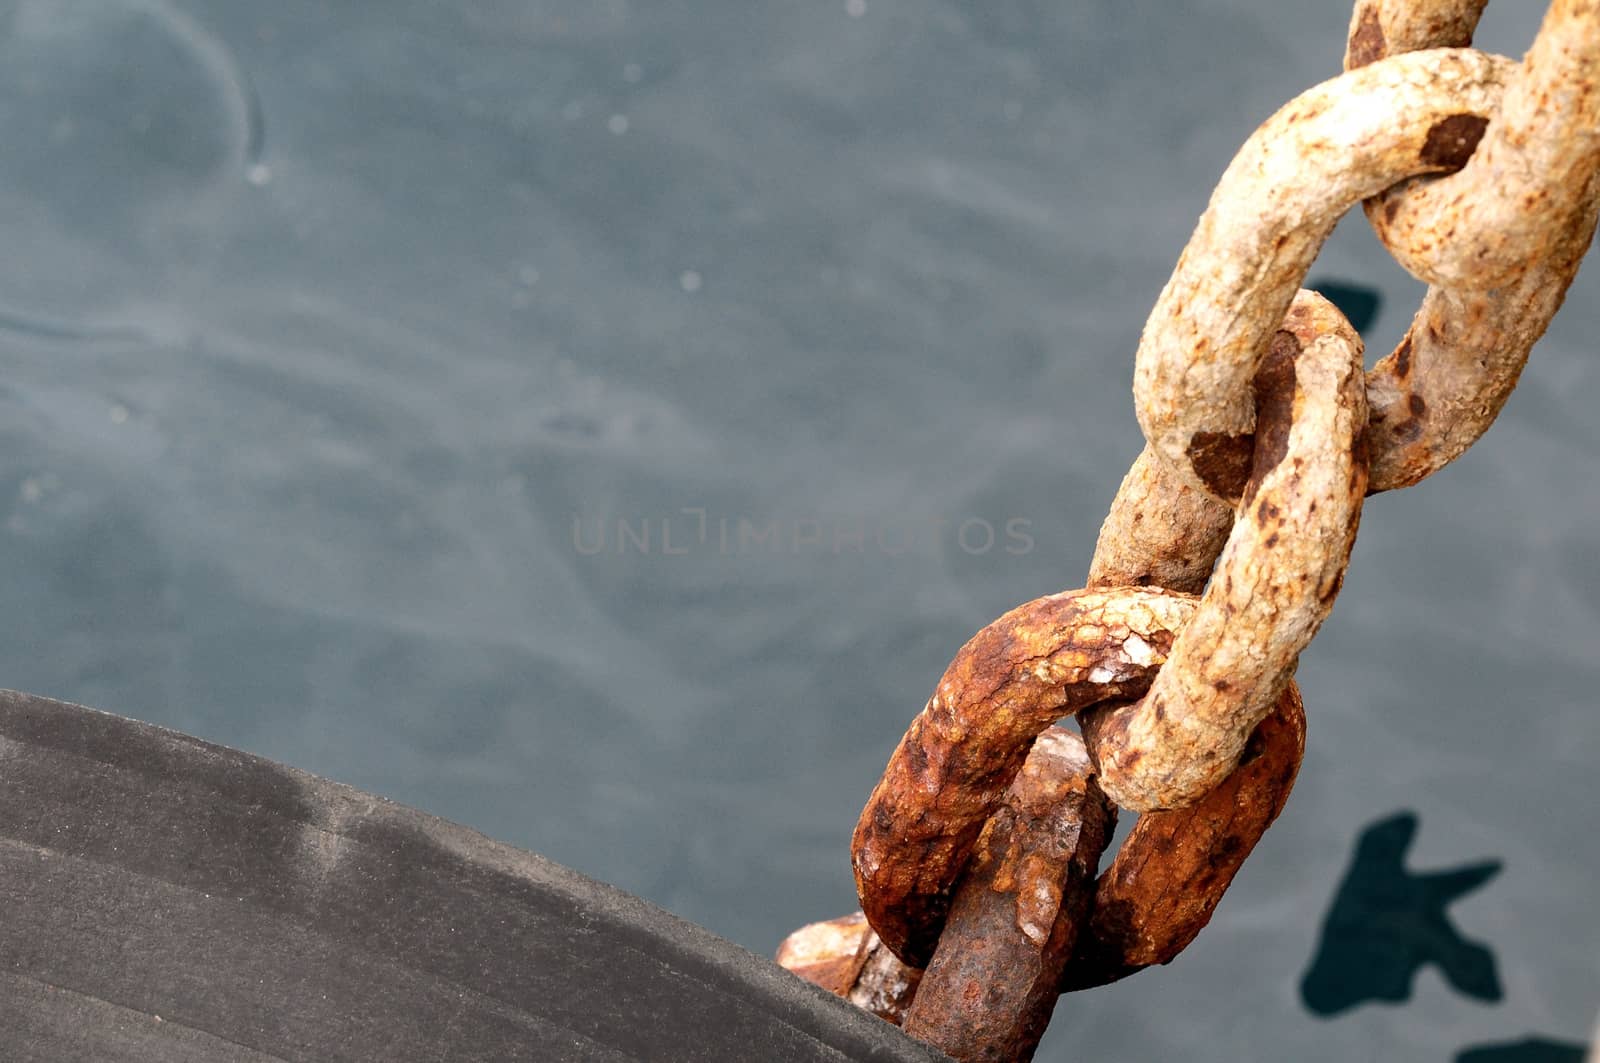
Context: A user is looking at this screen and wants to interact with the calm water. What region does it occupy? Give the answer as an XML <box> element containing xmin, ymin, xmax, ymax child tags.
<box><xmin>1</xmin><ymin>2</ymin><xmax>1595</xmax><ymax>1059</ymax></box>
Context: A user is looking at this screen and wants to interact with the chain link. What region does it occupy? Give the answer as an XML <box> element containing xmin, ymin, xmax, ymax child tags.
<box><xmin>780</xmin><ymin>3</ymin><xmax>1600</xmax><ymax>1059</ymax></box>
<box><xmin>1135</xmin><ymin>48</ymin><xmax>1510</xmax><ymax>501</ymax></box>
<box><xmin>1355</xmin><ymin>0</ymin><xmax>1600</xmax><ymax>490</ymax></box>
<box><xmin>1355</xmin><ymin>0</ymin><xmax>1600</xmax><ymax>290</ymax></box>
<box><xmin>1087</xmin><ymin>291</ymin><xmax>1367</xmax><ymax>811</ymax></box>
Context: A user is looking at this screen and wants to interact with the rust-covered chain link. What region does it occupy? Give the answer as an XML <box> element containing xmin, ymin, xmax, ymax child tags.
<box><xmin>1142</xmin><ymin>1</ymin><xmax>1600</xmax><ymax>498</ymax></box>
<box><xmin>1352</xmin><ymin>0</ymin><xmax>1600</xmax><ymax>490</ymax></box>
<box><xmin>779</xmin><ymin>3</ymin><xmax>1600</xmax><ymax>1060</ymax></box>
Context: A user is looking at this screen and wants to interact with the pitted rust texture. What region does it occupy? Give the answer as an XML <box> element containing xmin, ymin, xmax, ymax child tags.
<box><xmin>781</xmin><ymin>730</ymin><xmax>1120</xmax><ymax>1032</ymax></box>
<box><xmin>851</xmin><ymin>587</ymin><xmax>1197</xmax><ymax>967</ymax></box>
<box><xmin>1063</xmin><ymin>682</ymin><xmax>1305</xmax><ymax>989</ymax></box>
<box><xmin>835</xmin><ymin>638</ymin><xmax>1307</xmax><ymax>1010</ymax></box>
<box><xmin>1363</xmin><ymin>239</ymin><xmax>1595</xmax><ymax>490</ymax></box>
<box><xmin>1087</xmin><ymin>446</ymin><xmax>1234</xmax><ymax>595</ymax></box>
<box><xmin>902</xmin><ymin>729</ymin><xmax>1115</xmax><ymax>1063</ymax></box>
<box><xmin>1058</xmin><ymin>340</ymin><xmax>1310</xmax><ymax>993</ymax></box>
<box><xmin>1348</xmin><ymin>1</ymin><xmax>1600</xmax><ymax>491</ymax></box>
<box><xmin>1133</xmin><ymin>49</ymin><xmax>1512</xmax><ymax>504</ymax></box>
<box><xmin>794</xmin><ymin>694</ymin><xmax>1304</xmax><ymax>1013</ymax></box>
<box><xmin>1184</xmin><ymin>431</ymin><xmax>1255</xmax><ymax>501</ymax></box>
<box><xmin>1354</xmin><ymin>0</ymin><xmax>1600</xmax><ymax>291</ymax></box>
<box><xmin>1089</xmin><ymin>292</ymin><xmax>1366</xmax><ymax>811</ymax></box>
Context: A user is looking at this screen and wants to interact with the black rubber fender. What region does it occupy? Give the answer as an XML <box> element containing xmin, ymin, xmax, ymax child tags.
<box><xmin>0</xmin><ymin>690</ymin><xmax>948</xmax><ymax>1062</ymax></box>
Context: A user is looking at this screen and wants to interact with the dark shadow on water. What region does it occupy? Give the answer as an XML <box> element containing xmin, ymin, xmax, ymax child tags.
<box><xmin>1300</xmin><ymin>811</ymin><xmax>1503</xmax><ymax>1017</ymax></box>
<box><xmin>1454</xmin><ymin>1036</ymin><xmax>1589</xmax><ymax>1062</ymax></box>
<box><xmin>1307</xmin><ymin>278</ymin><xmax>1382</xmax><ymax>336</ymax></box>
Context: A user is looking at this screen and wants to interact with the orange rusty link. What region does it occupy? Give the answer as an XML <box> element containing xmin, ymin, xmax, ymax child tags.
<box><xmin>1061</xmin><ymin>683</ymin><xmax>1305</xmax><ymax>989</ymax></box>
<box><xmin>852</xmin><ymin>586</ymin><xmax>1197</xmax><ymax>968</ymax></box>
<box><xmin>784</xmin><ymin>684</ymin><xmax>1304</xmax><ymax>1008</ymax></box>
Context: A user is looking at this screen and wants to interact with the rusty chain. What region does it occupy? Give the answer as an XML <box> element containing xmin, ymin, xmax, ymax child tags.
<box><xmin>778</xmin><ymin>2</ymin><xmax>1600</xmax><ymax>1060</ymax></box>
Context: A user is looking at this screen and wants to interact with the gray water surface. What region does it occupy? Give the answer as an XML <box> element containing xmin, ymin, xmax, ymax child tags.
<box><xmin>1</xmin><ymin>2</ymin><xmax>1595</xmax><ymax>1059</ymax></box>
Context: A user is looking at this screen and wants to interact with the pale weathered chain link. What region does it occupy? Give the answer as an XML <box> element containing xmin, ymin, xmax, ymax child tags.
<box><xmin>780</xmin><ymin>3</ymin><xmax>1600</xmax><ymax>1060</ymax></box>
<box><xmin>1134</xmin><ymin>48</ymin><xmax>1511</xmax><ymax>502</ymax></box>
<box><xmin>1354</xmin><ymin>0</ymin><xmax>1600</xmax><ymax>490</ymax></box>
<box><xmin>1085</xmin><ymin>291</ymin><xmax>1367</xmax><ymax>812</ymax></box>
<box><xmin>1356</xmin><ymin>0</ymin><xmax>1600</xmax><ymax>290</ymax></box>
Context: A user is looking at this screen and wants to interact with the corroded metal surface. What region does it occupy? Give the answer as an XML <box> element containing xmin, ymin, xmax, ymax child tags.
<box><xmin>776</xmin><ymin>912</ymin><xmax>876</xmax><ymax>997</ymax></box>
<box><xmin>846</xmin><ymin>930</ymin><xmax>924</xmax><ymax>1025</ymax></box>
<box><xmin>776</xmin><ymin>913</ymin><xmax>923</xmax><ymax>1026</ymax></box>
<box><xmin>1086</xmin><ymin>291</ymin><xmax>1366</xmax><ymax>811</ymax></box>
<box><xmin>852</xmin><ymin>588</ymin><xmax>1196</xmax><ymax>967</ymax></box>
<box><xmin>1354</xmin><ymin>0</ymin><xmax>1600</xmax><ymax>290</ymax></box>
<box><xmin>1345</xmin><ymin>0</ymin><xmax>1487</xmax><ymax>69</ymax></box>
<box><xmin>1087</xmin><ymin>445</ymin><xmax>1235</xmax><ymax>595</ymax></box>
<box><xmin>786</xmin><ymin>685</ymin><xmax>1306</xmax><ymax>1018</ymax></box>
<box><xmin>1351</xmin><ymin>1</ymin><xmax>1600</xmax><ymax>491</ymax></box>
<box><xmin>791</xmin><ymin>6</ymin><xmax>1600</xmax><ymax>1055</ymax></box>
<box><xmin>901</xmin><ymin>729</ymin><xmax>1114</xmax><ymax>1062</ymax></box>
<box><xmin>1063</xmin><ymin>683</ymin><xmax>1305</xmax><ymax>989</ymax></box>
<box><xmin>1133</xmin><ymin>49</ymin><xmax>1511</xmax><ymax>501</ymax></box>
<box><xmin>850</xmin><ymin>294</ymin><xmax>1366</xmax><ymax>985</ymax></box>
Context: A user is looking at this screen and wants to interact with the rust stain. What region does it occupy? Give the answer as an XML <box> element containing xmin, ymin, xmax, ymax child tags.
<box><xmin>1346</xmin><ymin>6</ymin><xmax>1386</xmax><ymax>68</ymax></box>
<box><xmin>1419</xmin><ymin>114</ymin><xmax>1489</xmax><ymax>169</ymax></box>
<box><xmin>1186</xmin><ymin>431</ymin><xmax>1254</xmax><ymax>501</ymax></box>
<box><xmin>1241</xmin><ymin>330</ymin><xmax>1300</xmax><ymax>507</ymax></box>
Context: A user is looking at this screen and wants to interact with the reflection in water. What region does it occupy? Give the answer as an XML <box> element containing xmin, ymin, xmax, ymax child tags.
<box><xmin>1453</xmin><ymin>1036</ymin><xmax>1589</xmax><ymax>1062</ymax></box>
<box><xmin>1300</xmin><ymin>811</ymin><xmax>1502</xmax><ymax>1016</ymax></box>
